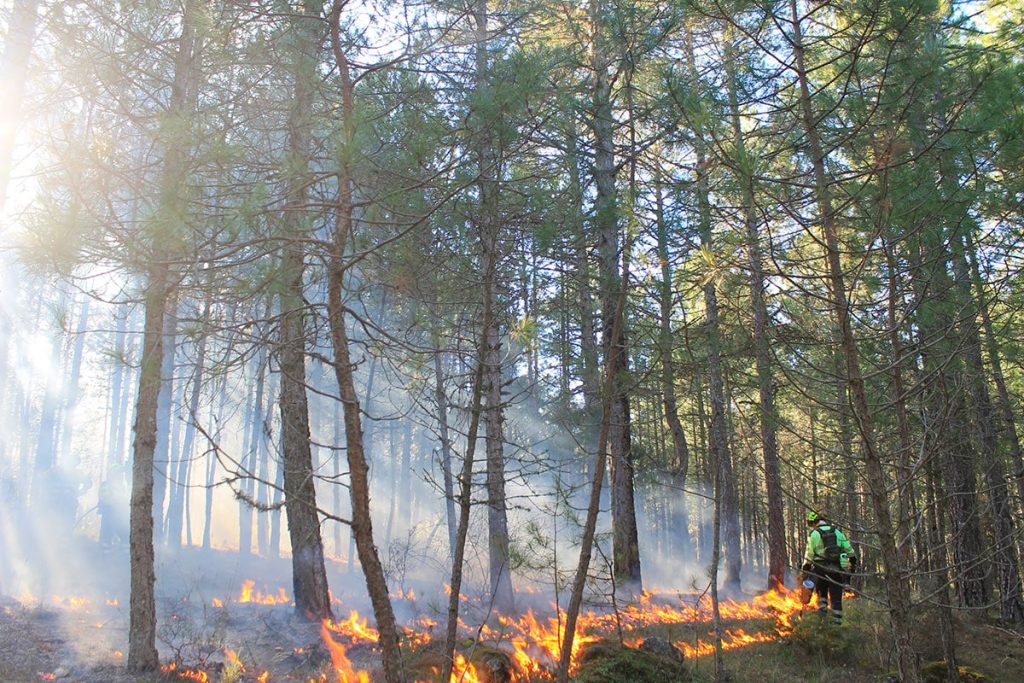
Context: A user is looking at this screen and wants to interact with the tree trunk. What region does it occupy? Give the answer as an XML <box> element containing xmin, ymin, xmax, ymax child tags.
<box><xmin>240</xmin><ymin>346</ymin><xmax>267</xmax><ymax>555</ymax></box>
<box><xmin>952</xmin><ymin>234</ymin><xmax>1024</xmax><ymax>622</ymax></box>
<box><xmin>884</xmin><ymin>239</ymin><xmax>918</xmax><ymax>570</ymax></box>
<box><xmin>127</xmin><ymin>260</ymin><xmax>168</xmax><ymax>672</ymax></box>
<box><xmin>327</xmin><ymin>5</ymin><xmax>403</xmax><ymax>679</ymax></box>
<box><xmin>167</xmin><ymin>296</ymin><xmax>209</xmax><ymax>548</ymax></box>
<box><xmin>654</xmin><ymin>173</ymin><xmax>692</xmax><ymax>561</ymax></box>
<box><xmin>107</xmin><ymin>305</ymin><xmax>130</xmax><ymax>469</ymax></box>
<box><xmin>434</xmin><ymin>341</ymin><xmax>457</xmax><ymax>556</ymax></box>
<box><xmin>556</xmin><ymin>231</ymin><xmax>631</xmax><ymax>683</ymax></box>
<box><xmin>788</xmin><ymin>1</ymin><xmax>919</xmax><ymax>679</ymax></box>
<box><xmin>724</xmin><ymin>36</ymin><xmax>784</xmax><ymax>589</ymax></box>
<box><xmin>569</xmin><ymin>130</ymin><xmax>598</xmax><ymax>414</ymax></box>
<box><xmin>0</xmin><ymin>0</ymin><xmax>40</xmax><ymax>210</ymax></box>
<box><xmin>127</xmin><ymin>0</ymin><xmax>198</xmax><ymax>666</ymax></box>
<box><xmin>591</xmin><ymin>0</ymin><xmax>641</xmax><ymax>591</ymax></box>
<box><xmin>58</xmin><ymin>298</ymin><xmax>90</xmax><ymax>463</ymax></box>
<box><xmin>152</xmin><ymin>299</ymin><xmax>178</xmax><ymax>544</ymax></box>
<box><xmin>276</xmin><ymin>0</ymin><xmax>332</xmax><ymax>622</ymax></box>
<box><xmin>684</xmin><ymin>29</ymin><xmax>740</xmax><ymax>592</ymax></box>
<box><xmin>926</xmin><ymin>454</ymin><xmax>959</xmax><ymax>682</ymax></box>
<box><xmin>440</xmin><ymin>329</ymin><xmax>487</xmax><ymax>683</ymax></box>
<box><xmin>966</xmin><ymin>232</ymin><xmax>1024</xmax><ymax>513</ymax></box>
<box><xmin>472</xmin><ymin>0</ymin><xmax>516</xmax><ymax>613</ymax></box>
<box><xmin>33</xmin><ymin>309</ymin><xmax>62</xmax><ymax>473</ymax></box>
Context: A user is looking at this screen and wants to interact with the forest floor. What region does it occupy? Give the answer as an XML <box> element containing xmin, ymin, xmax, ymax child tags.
<box><xmin>2</xmin><ymin>541</ymin><xmax>1023</xmax><ymax>682</ymax></box>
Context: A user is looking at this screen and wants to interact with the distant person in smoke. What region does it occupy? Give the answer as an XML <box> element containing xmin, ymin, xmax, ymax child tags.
<box><xmin>801</xmin><ymin>510</ymin><xmax>857</xmax><ymax>625</ymax></box>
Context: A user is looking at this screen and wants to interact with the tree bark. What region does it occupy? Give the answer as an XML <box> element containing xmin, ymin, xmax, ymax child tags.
<box><xmin>569</xmin><ymin>129</ymin><xmax>598</xmax><ymax>415</ymax></box>
<box><xmin>127</xmin><ymin>261</ymin><xmax>168</xmax><ymax>672</ymax></box>
<box><xmin>327</xmin><ymin>5</ymin><xmax>403</xmax><ymax>679</ymax></box>
<box><xmin>127</xmin><ymin>0</ymin><xmax>198</xmax><ymax>667</ymax></box>
<box><xmin>724</xmin><ymin>36</ymin><xmax>784</xmax><ymax>589</ymax></box>
<box><xmin>58</xmin><ymin>298</ymin><xmax>90</xmax><ymax>463</ymax></box>
<box><xmin>472</xmin><ymin>0</ymin><xmax>516</xmax><ymax>613</ymax></box>
<box><xmin>151</xmin><ymin>300</ymin><xmax>178</xmax><ymax>544</ymax></box>
<box><xmin>276</xmin><ymin>0</ymin><xmax>332</xmax><ymax>622</ymax></box>
<box><xmin>590</xmin><ymin>0</ymin><xmax>641</xmax><ymax>591</ymax></box>
<box><xmin>884</xmin><ymin>238</ymin><xmax>918</xmax><ymax>570</ymax></box>
<box><xmin>952</xmin><ymin>234</ymin><xmax>1024</xmax><ymax>622</ymax></box>
<box><xmin>167</xmin><ymin>294</ymin><xmax>209</xmax><ymax>548</ymax></box>
<box><xmin>556</xmin><ymin>229</ymin><xmax>631</xmax><ymax>683</ymax></box>
<box><xmin>684</xmin><ymin>27</ymin><xmax>741</xmax><ymax>592</ymax></box>
<box><xmin>240</xmin><ymin>346</ymin><xmax>268</xmax><ymax>555</ymax></box>
<box><xmin>654</xmin><ymin>173</ymin><xmax>692</xmax><ymax>560</ymax></box>
<box><xmin>788</xmin><ymin>1</ymin><xmax>919</xmax><ymax>678</ymax></box>
<box><xmin>966</xmin><ymin>233</ymin><xmax>1024</xmax><ymax>513</ymax></box>
<box><xmin>434</xmin><ymin>341</ymin><xmax>457</xmax><ymax>556</ymax></box>
<box><xmin>439</xmin><ymin>333</ymin><xmax>488</xmax><ymax>683</ymax></box>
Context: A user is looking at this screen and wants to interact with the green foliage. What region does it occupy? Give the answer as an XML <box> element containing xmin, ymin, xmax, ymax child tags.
<box><xmin>920</xmin><ymin>661</ymin><xmax>988</xmax><ymax>683</ymax></box>
<box><xmin>788</xmin><ymin>611</ymin><xmax>861</xmax><ymax>661</ymax></box>
<box><xmin>574</xmin><ymin>640</ymin><xmax>688</xmax><ymax>683</ymax></box>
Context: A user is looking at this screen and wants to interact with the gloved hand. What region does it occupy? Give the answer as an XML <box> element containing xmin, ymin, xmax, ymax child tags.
<box><xmin>802</xmin><ymin>562</ymin><xmax>813</xmax><ymax>574</ymax></box>
<box><xmin>848</xmin><ymin>555</ymin><xmax>858</xmax><ymax>571</ymax></box>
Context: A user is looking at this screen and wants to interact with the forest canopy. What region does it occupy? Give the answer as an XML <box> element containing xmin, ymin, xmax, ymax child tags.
<box><xmin>2</xmin><ymin>0</ymin><xmax>1024</xmax><ymax>682</ymax></box>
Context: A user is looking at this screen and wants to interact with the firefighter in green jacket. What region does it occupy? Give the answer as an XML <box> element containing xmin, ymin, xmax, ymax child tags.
<box><xmin>802</xmin><ymin>510</ymin><xmax>857</xmax><ymax>624</ymax></box>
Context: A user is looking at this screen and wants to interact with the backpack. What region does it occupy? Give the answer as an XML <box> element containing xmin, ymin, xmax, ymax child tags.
<box><xmin>816</xmin><ymin>524</ymin><xmax>845</xmax><ymax>565</ymax></box>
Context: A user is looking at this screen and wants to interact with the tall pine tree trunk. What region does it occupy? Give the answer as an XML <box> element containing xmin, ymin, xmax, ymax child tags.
<box><xmin>0</xmin><ymin>0</ymin><xmax>40</xmax><ymax>209</ymax></box>
<box><xmin>788</xmin><ymin>1</ymin><xmax>919</xmax><ymax>678</ymax></box>
<box><xmin>327</xmin><ymin>5</ymin><xmax>403</xmax><ymax>678</ymax></box>
<box><xmin>58</xmin><ymin>298</ymin><xmax>90</xmax><ymax>463</ymax></box>
<box><xmin>472</xmin><ymin>0</ymin><xmax>516</xmax><ymax>612</ymax></box>
<box><xmin>724</xmin><ymin>36</ymin><xmax>784</xmax><ymax>589</ymax></box>
<box><xmin>167</xmin><ymin>295</ymin><xmax>209</xmax><ymax>548</ymax></box>
<box><xmin>151</xmin><ymin>300</ymin><xmax>178</xmax><ymax>544</ymax></box>
<box><xmin>434</xmin><ymin>340</ymin><xmax>457</xmax><ymax>556</ymax></box>
<box><xmin>591</xmin><ymin>0</ymin><xmax>640</xmax><ymax>590</ymax></box>
<box><xmin>966</xmin><ymin>233</ymin><xmax>1024</xmax><ymax>512</ymax></box>
<box><xmin>240</xmin><ymin>346</ymin><xmax>267</xmax><ymax>555</ymax></box>
<box><xmin>952</xmin><ymin>234</ymin><xmax>1024</xmax><ymax>622</ymax></box>
<box><xmin>276</xmin><ymin>0</ymin><xmax>332</xmax><ymax>622</ymax></box>
<box><xmin>654</xmin><ymin>173</ymin><xmax>691</xmax><ymax>562</ymax></box>
<box><xmin>684</xmin><ymin>28</ymin><xmax>740</xmax><ymax>592</ymax></box>
<box><xmin>127</xmin><ymin>0</ymin><xmax>198</xmax><ymax>667</ymax></box>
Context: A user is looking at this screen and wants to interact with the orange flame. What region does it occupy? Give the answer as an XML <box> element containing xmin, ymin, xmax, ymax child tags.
<box><xmin>283</xmin><ymin>587</ymin><xmax>809</xmax><ymax>680</ymax></box>
<box><xmin>450</xmin><ymin>653</ymin><xmax>484</xmax><ymax>683</ymax></box>
<box><xmin>238</xmin><ymin>580</ymin><xmax>291</xmax><ymax>605</ymax></box>
<box><xmin>160</xmin><ymin>661</ymin><xmax>210</xmax><ymax>683</ymax></box>
<box><xmin>320</xmin><ymin>620</ymin><xmax>370</xmax><ymax>683</ymax></box>
<box><xmin>325</xmin><ymin>610</ymin><xmax>379</xmax><ymax>644</ymax></box>
<box><xmin>224</xmin><ymin>648</ymin><xmax>244</xmax><ymax>675</ymax></box>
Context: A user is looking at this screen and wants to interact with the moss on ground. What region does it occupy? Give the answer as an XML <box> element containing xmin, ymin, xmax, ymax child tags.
<box><xmin>920</xmin><ymin>660</ymin><xmax>988</xmax><ymax>682</ymax></box>
<box><xmin>574</xmin><ymin>639</ymin><xmax>688</xmax><ymax>683</ymax></box>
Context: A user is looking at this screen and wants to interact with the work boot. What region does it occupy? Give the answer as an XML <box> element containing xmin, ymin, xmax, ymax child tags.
<box><xmin>831</xmin><ymin>609</ymin><xmax>842</xmax><ymax>625</ymax></box>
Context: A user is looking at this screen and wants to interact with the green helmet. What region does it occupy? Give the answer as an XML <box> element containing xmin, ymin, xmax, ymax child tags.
<box><xmin>806</xmin><ymin>510</ymin><xmax>820</xmax><ymax>524</ymax></box>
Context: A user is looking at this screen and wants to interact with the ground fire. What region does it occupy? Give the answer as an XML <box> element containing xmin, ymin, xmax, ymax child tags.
<box><xmin>153</xmin><ymin>585</ymin><xmax>817</xmax><ymax>682</ymax></box>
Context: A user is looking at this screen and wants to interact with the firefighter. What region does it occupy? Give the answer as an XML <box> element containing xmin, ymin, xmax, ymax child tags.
<box><xmin>801</xmin><ymin>510</ymin><xmax>857</xmax><ymax>624</ymax></box>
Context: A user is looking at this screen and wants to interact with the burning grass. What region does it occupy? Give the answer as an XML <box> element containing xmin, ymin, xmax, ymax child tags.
<box><xmin>11</xmin><ymin>582</ymin><xmax>817</xmax><ymax>682</ymax></box>
<box><xmin>12</xmin><ymin>576</ymin><xmax>1024</xmax><ymax>683</ymax></box>
<box><xmin>292</xmin><ymin>587</ymin><xmax>810</xmax><ymax>683</ymax></box>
